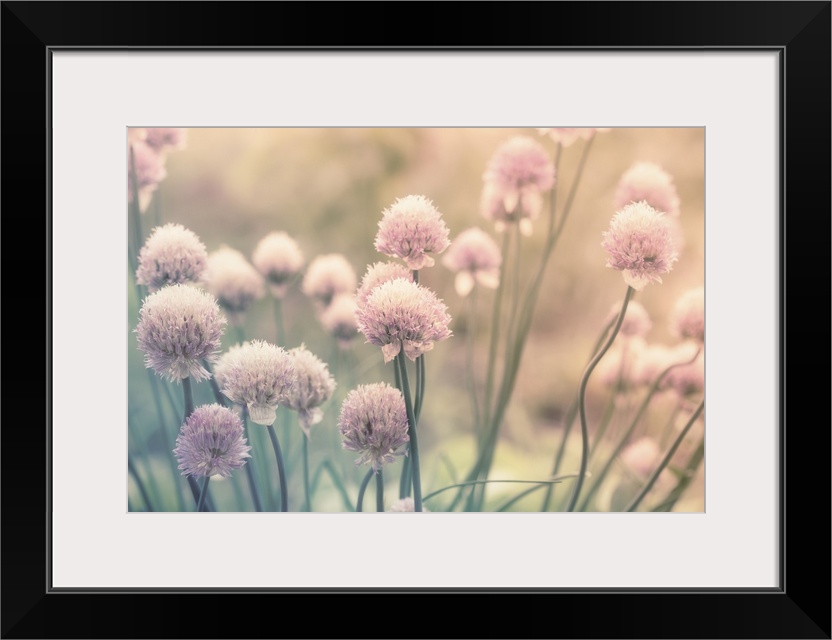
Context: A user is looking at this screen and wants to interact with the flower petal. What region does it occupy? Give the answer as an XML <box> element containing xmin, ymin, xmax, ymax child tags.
<box><xmin>381</xmin><ymin>341</ymin><xmax>402</xmax><ymax>363</ymax></box>
<box><xmin>248</xmin><ymin>402</ymin><xmax>277</xmax><ymax>426</ymax></box>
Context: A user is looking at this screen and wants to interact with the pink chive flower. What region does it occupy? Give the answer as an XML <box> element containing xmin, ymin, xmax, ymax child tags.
<box><xmin>537</xmin><ymin>128</ymin><xmax>610</xmax><ymax>147</ymax></box>
<box><xmin>319</xmin><ymin>293</ymin><xmax>358</xmax><ymax>349</ymax></box>
<box><xmin>128</xmin><ymin>139</ymin><xmax>167</xmax><ymax>213</ymax></box>
<box><xmin>135</xmin><ymin>223</ymin><xmax>208</xmax><ymax>292</ymax></box>
<box><xmin>374</xmin><ymin>195</ymin><xmax>451</xmax><ymax>270</ymax></box>
<box><xmin>284</xmin><ymin>345</ymin><xmax>337</xmax><ymax>436</ymax></box>
<box><xmin>601</xmin><ymin>201</ymin><xmax>679</xmax><ymax>291</ymax></box>
<box><xmin>251</xmin><ymin>231</ymin><xmax>305</xmax><ymax>299</ymax></box>
<box><xmin>389</xmin><ymin>497</ymin><xmax>430</xmax><ymax>512</ymax></box>
<box><xmin>481</xmin><ymin>136</ymin><xmax>555</xmax><ymax>236</ymax></box>
<box><xmin>135</xmin><ymin>284</ymin><xmax>226</xmax><ymax>383</ymax></box>
<box><xmin>218</xmin><ymin>339</ymin><xmax>296</xmax><ymax>426</ymax></box>
<box><xmin>441</xmin><ymin>227</ymin><xmax>502</xmax><ymax>297</ymax></box>
<box><xmin>670</xmin><ymin>286</ymin><xmax>705</xmax><ymax>343</ymax></box>
<box><xmin>663</xmin><ymin>345</ymin><xmax>705</xmax><ymax>398</ymax></box>
<box><xmin>144</xmin><ymin>128</ymin><xmax>187</xmax><ymax>154</ymax></box>
<box><xmin>356</xmin><ymin>262</ymin><xmax>413</xmax><ymax>308</ymax></box>
<box><xmin>355</xmin><ymin>278</ymin><xmax>452</xmax><ymax>363</ymax></box>
<box><xmin>604</xmin><ymin>300</ymin><xmax>653</xmax><ymax>339</ymax></box>
<box><xmin>615</xmin><ymin>161</ymin><xmax>681</xmax><ymax>218</ymax></box>
<box><xmin>338</xmin><ymin>383</ymin><xmax>410</xmax><ymax>471</ymax></box>
<box><xmin>173</xmin><ymin>404</ymin><xmax>251</xmax><ymax>478</ymax></box>
<box><xmin>204</xmin><ymin>246</ymin><xmax>265</xmax><ymax>325</ymax></box>
<box><xmin>302</xmin><ymin>253</ymin><xmax>357</xmax><ymax>310</ymax></box>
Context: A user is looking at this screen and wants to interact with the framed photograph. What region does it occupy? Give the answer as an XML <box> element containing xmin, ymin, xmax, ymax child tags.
<box><xmin>4</xmin><ymin>1</ymin><xmax>829</xmax><ymax>638</ymax></box>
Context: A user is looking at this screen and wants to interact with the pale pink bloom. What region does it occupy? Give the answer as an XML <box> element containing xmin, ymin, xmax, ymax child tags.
<box><xmin>441</xmin><ymin>227</ymin><xmax>502</xmax><ymax>297</ymax></box>
<box><xmin>601</xmin><ymin>201</ymin><xmax>679</xmax><ymax>290</ymax></box>
<box><xmin>144</xmin><ymin>128</ymin><xmax>187</xmax><ymax>154</ymax></box>
<box><xmin>135</xmin><ymin>223</ymin><xmax>208</xmax><ymax>292</ymax></box>
<box><xmin>671</xmin><ymin>286</ymin><xmax>705</xmax><ymax>343</ymax></box>
<box><xmin>537</xmin><ymin>128</ymin><xmax>610</xmax><ymax>147</ymax></box>
<box><xmin>374</xmin><ymin>195</ymin><xmax>451</xmax><ymax>270</ymax></box>
<box><xmin>252</xmin><ymin>231</ymin><xmax>305</xmax><ymax>298</ymax></box>
<box><xmin>356</xmin><ymin>262</ymin><xmax>413</xmax><ymax>308</ymax></box>
<box><xmin>319</xmin><ymin>293</ymin><xmax>358</xmax><ymax>349</ymax></box>
<box><xmin>284</xmin><ymin>345</ymin><xmax>337</xmax><ymax>436</ymax></box>
<box><xmin>338</xmin><ymin>383</ymin><xmax>409</xmax><ymax>471</ymax></box>
<box><xmin>621</xmin><ymin>437</ymin><xmax>662</xmax><ymax>478</ymax></box>
<box><xmin>128</xmin><ymin>140</ymin><xmax>166</xmax><ymax>213</ymax></box>
<box><xmin>204</xmin><ymin>246</ymin><xmax>265</xmax><ymax>325</ymax></box>
<box><xmin>389</xmin><ymin>497</ymin><xmax>430</xmax><ymax>512</ymax></box>
<box><xmin>356</xmin><ymin>278</ymin><xmax>452</xmax><ymax>363</ymax></box>
<box><xmin>302</xmin><ymin>254</ymin><xmax>357</xmax><ymax>309</ymax></box>
<box><xmin>605</xmin><ymin>300</ymin><xmax>652</xmax><ymax>339</ymax></box>
<box><xmin>173</xmin><ymin>404</ymin><xmax>251</xmax><ymax>478</ymax></box>
<box><xmin>633</xmin><ymin>342</ymin><xmax>676</xmax><ymax>387</ymax></box>
<box><xmin>663</xmin><ymin>345</ymin><xmax>705</xmax><ymax>398</ymax></box>
<box><xmin>481</xmin><ymin>136</ymin><xmax>555</xmax><ymax>236</ymax></box>
<box><xmin>615</xmin><ymin>162</ymin><xmax>681</xmax><ymax>218</ymax></box>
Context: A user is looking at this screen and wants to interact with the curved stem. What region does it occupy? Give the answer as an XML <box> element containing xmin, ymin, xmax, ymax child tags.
<box><xmin>356</xmin><ymin>468</ymin><xmax>374</xmax><ymax>512</ymax></box>
<box><xmin>422</xmin><ymin>476</ymin><xmax>577</xmax><ymax>504</ymax></box>
<box><xmin>652</xmin><ymin>435</ymin><xmax>705</xmax><ymax>512</ymax></box>
<box><xmin>397</xmin><ymin>352</ymin><xmax>422</xmax><ymax>511</ymax></box>
<box><xmin>127</xmin><ymin>455</ymin><xmax>154</xmax><ymax>512</ymax></box>
<box><xmin>302</xmin><ymin>436</ymin><xmax>311</xmax><ymax>512</ymax></box>
<box><xmin>197</xmin><ymin>476</ymin><xmax>211</xmax><ymax>512</ymax></box>
<box><xmin>266</xmin><ymin>424</ymin><xmax>289</xmax><ymax>512</ymax></box>
<box><xmin>376</xmin><ymin>469</ymin><xmax>385</xmax><ymax>512</ymax></box>
<box><xmin>203</xmin><ymin>360</ymin><xmax>227</xmax><ymax>407</ymax></box>
<box><xmin>483</xmin><ymin>229</ymin><xmax>512</xmax><ymax>429</ymax></box>
<box><xmin>566</xmin><ymin>285</ymin><xmax>635</xmax><ymax>512</ymax></box>
<box><xmin>626</xmin><ymin>399</ymin><xmax>704</xmax><ymax>512</ymax></box>
<box><xmin>466</xmin><ymin>290</ymin><xmax>481</xmax><ymax>434</ymax></box>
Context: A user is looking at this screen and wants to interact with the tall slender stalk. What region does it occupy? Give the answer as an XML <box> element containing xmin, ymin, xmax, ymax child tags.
<box><xmin>626</xmin><ymin>399</ymin><xmax>704</xmax><ymax>512</ymax></box>
<box><xmin>356</xmin><ymin>468</ymin><xmax>374</xmax><ymax>512</ymax></box>
<box><xmin>465</xmin><ymin>290</ymin><xmax>481</xmax><ymax>434</ymax></box>
<box><xmin>267</xmin><ymin>424</ymin><xmax>289</xmax><ymax>512</ymax></box>
<box><xmin>566</xmin><ymin>285</ymin><xmax>635</xmax><ymax>512</ymax></box>
<box><xmin>482</xmin><ymin>229</ymin><xmax>512</xmax><ymax>432</ymax></box>
<box><xmin>242</xmin><ymin>412</ymin><xmax>263</xmax><ymax>512</ymax></box>
<box><xmin>127</xmin><ymin>455</ymin><xmax>154</xmax><ymax>512</ymax></box>
<box><xmin>651</xmin><ymin>435</ymin><xmax>705</xmax><ymax>512</ymax></box>
<box><xmin>397</xmin><ymin>352</ymin><xmax>422</xmax><ymax>511</ymax></box>
<box><xmin>302</xmin><ymin>436</ymin><xmax>312</xmax><ymax>512</ymax></box>
<box><xmin>376</xmin><ymin>469</ymin><xmax>385</xmax><ymax>512</ymax></box>
<box><xmin>197</xmin><ymin>477</ymin><xmax>211</xmax><ymax>512</ymax></box>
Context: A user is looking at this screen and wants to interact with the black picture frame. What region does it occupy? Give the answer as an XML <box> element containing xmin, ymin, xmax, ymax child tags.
<box><xmin>2</xmin><ymin>2</ymin><xmax>829</xmax><ymax>638</ymax></box>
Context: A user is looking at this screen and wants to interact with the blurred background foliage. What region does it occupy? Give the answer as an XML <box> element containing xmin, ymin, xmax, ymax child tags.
<box><xmin>128</xmin><ymin>127</ymin><xmax>704</xmax><ymax>512</ymax></box>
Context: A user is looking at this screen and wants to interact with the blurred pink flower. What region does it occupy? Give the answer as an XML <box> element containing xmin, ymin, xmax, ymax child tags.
<box><xmin>204</xmin><ymin>246</ymin><xmax>265</xmax><ymax>325</ymax></box>
<box><xmin>319</xmin><ymin>293</ymin><xmax>359</xmax><ymax>349</ymax></box>
<box><xmin>671</xmin><ymin>286</ymin><xmax>705</xmax><ymax>343</ymax></box>
<box><xmin>604</xmin><ymin>300</ymin><xmax>652</xmax><ymax>339</ymax></box>
<box><xmin>356</xmin><ymin>262</ymin><xmax>413</xmax><ymax>308</ymax></box>
<box><xmin>128</xmin><ymin>140</ymin><xmax>166</xmax><ymax>213</ymax></box>
<box><xmin>615</xmin><ymin>161</ymin><xmax>681</xmax><ymax>217</ymax></box>
<box><xmin>252</xmin><ymin>231</ymin><xmax>305</xmax><ymax>298</ymax></box>
<box><xmin>621</xmin><ymin>437</ymin><xmax>662</xmax><ymax>477</ymax></box>
<box><xmin>144</xmin><ymin>128</ymin><xmax>187</xmax><ymax>154</ymax></box>
<box><xmin>537</xmin><ymin>128</ymin><xmax>610</xmax><ymax>147</ymax></box>
<box><xmin>441</xmin><ymin>227</ymin><xmax>502</xmax><ymax>297</ymax></box>
<box><xmin>302</xmin><ymin>253</ymin><xmax>357</xmax><ymax>309</ymax></box>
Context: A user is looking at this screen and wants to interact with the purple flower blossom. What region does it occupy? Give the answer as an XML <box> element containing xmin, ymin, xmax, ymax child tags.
<box><xmin>285</xmin><ymin>345</ymin><xmax>337</xmax><ymax>435</ymax></box>
<box><xmin>135</xmin><ymin>223</ymin><xmax>208</xmax><ymax>292</ymax></box>
<box><xmin>135</xmin><ymin>284</ymin><xmax>226</xmax><ymax>382</ymax></box>
<box><xmin>252</xmin><ymin>231</ymin><xmax>305</xmax><ymax>298</ymax></box>
<box><xmin>355</xmin><ymin>278</ymin><xmax>452</xmax><ymax>363</ymax></box>
<box><xmin>537</xmin><ymin>128</ymin><xmax>610</xmax><ymax>147</ymax></box>
<box><xmin>605</xmin><ymin>300</ymin><xmax>653</xmax><ymax>338</ymax></box>
<box><xmin>302</xmin><ymin>253</ymin><xmax>357</xmax><ymax>309</ymax></box>
<box><xmin>144</xmin><ymin>128</ymin><xmax>187</xmax><ymax>154</ymax></box>
<box><xmin>173</xmin><ymin>404</ymin><xmax>251</xmax><ymax>478</ymax></box>
<box><xmin>670</xmin><ymin>286</ymin><xmax>705</xmax><ymax>343</ymax></box>
<box><xmin>374</xmin><ymin>195</ymin><xmax>451</xmax><ymax>270</ymax></box>
<box><xmin>481</xmin><ymin>136</ymin><xmax>555</xmax><ymax>236</ymax></box>
<box><xmin>356</xmin><ymin>262</ymin><xmax>413</xmax><ymax>308</ymax></box>
<box><xmin>128</xmin><ymin>140</ymin><xmax>166</xmax><ymax>213</ymax></box>
<box><xmin>601</xmin><ymin>201</ymin><xmax>679</xmax><ymax>290</ymax></box>
<box><xmin>218</xmin><ymin>339</ymin><xmax>296</xmax><ymax>426</ymax></box>
<box><xmin>441</xmin><ymin>227</ymin><xmax>502</xmax><ymax>297</ymax></box>
<box><xmin>204</xmin><ymin>246</ymin><xmax>265</xmax><ymax>325</ymax></box>
<box><xmin>338</xmin><ymin>383</ymin><xmax>410</xmax><ymax>471</ymax></box>
<box><xmin>319</xmin><ymin>293</ymin><xmax>358</xmax><ymax>349</ymax></box>
<box><xmin>615</xmin><ymin>162</ymin><xmax>681</xmax><ymax>217</ymax></box>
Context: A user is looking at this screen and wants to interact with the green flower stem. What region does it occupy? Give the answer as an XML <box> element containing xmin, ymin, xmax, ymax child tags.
<box><xmin>376</xmin><ymin>469</ymin><xmax>385</xmax><ymax>512</ymax></box>
<box><xmin>128</xmin><ymin>145</ymin><xmax>142</xmax><ymax>273</ymax></box>
<box><xmin>415</xmin><ymin>355</ymin><xmax>425</xmax><ymax>423</ymax></box>
<box><xmin>127</xmin><ymin>455</ymin><xmax>154</xmax><ymax>512</ymax></box>
<box><xmin>497</xmin><ymin>481</ymin><xmax>565</xmax><ymax>512</ymax></box>
<box><xmin>465</xmin><ymin>290</ymin><xmax>482</xmax><ymax>435</ymax></box>
<box><xmin>302</xmin><ymin>436</ymin><xmax>312</xmax><ymax>512</ymax></box>
<box><xmin>397</xmin><ymin>352</ymin><xmax>423</xmax><ymax>511</ymax></box>
<box><xmin>626</xmin><ymin>399</ymin><xmax>704</xmax><ymax>512</ymax></box>
<box><xmin>588</xmin><ymin>386</ymin><xmax>620</xmax><ymax>461</ymax></box>
<box><xmin>566</xmin><ymin>285</ymin><xmax>635</xmax><ymax>512</ymax></box>
<box><xmin>651</xmin><ymin>435</ymin><xmax>705</xmax><ymax>512</ymax></box>
<box><xmin>266</xmin><ymin>424</ymin><xmax>289</xmax><ymax>512</ymax></box>
<box><xmin>309</xmin><ymin>460</ymin><xmax>354</xmax><ymax>512</ymax></box>
<box><xmin>422</xmin><ymin>476</ymin><xmax>577</xmax><ymax>504</ymax></box>
<box><xmin>577</xmin><ymin>349</ymin><xmax>701</xmax><ymax>512</ymax></box>
<box><xmin>197</xmin><ymin>476</ymin><xmax>211</xmax><ymax>512</ymax></box>
<box><xmin>482</xmin><ymin>229</ymin><xmax>512</xmax><ymax>432</ymax></box>
<box><xmin>146</xmin><ymin>371</ymin><xmax>185</xmax><ymax>510</ymax></box>
<box><xmin>659</xmin><ymin>401</ymin><xmax>684</xmax><ymax>449</ymax></box>
<box><xmin>399</xmin><ymin>452</ymin><xmax>412</xmax><ymax>499</ymax></box>
<box><xmin>552</xmin><ymin>135</ymin><xmax>595</xmax><ymax>243</ymax></box>
<box><xmin>242</xmin><ymin>413</ymin><xmax>264</xmax><ymax>512</ymax></box>
<box><xmin>356</xmin><ymin>468</ymin><xmax>374</xmax><ymax>512</ymax></box>
<box><xmin>202</xmin><ymin>360</ymin><xmax>227</xmax><ymax>407</ymax></box>
<box><xmin>274</xmin><ymin>298</ymin><xmax>286</xmax><ymax>346</ymax></box>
